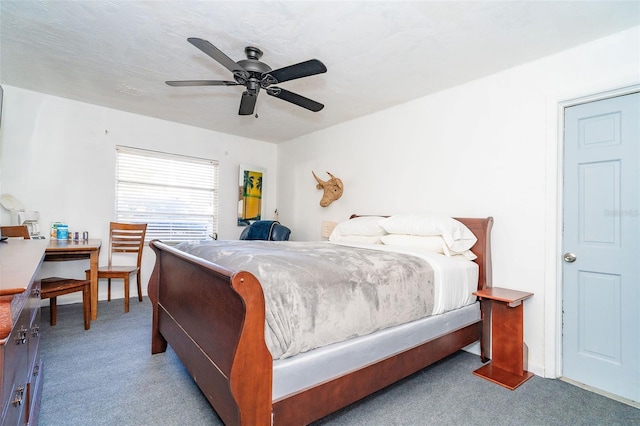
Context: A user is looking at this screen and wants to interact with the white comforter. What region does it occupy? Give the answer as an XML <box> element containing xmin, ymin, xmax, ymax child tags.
<box><xmin>330</xmin><ymin>241</ymin><xmax>479</xmax><ymax>314</ymax></box>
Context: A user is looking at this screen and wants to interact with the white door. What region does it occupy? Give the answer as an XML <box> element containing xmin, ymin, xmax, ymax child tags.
<box><xmin>562</xmin><ymin>92</ymin><xmax>639</xmax><ymax>402</ymax></box>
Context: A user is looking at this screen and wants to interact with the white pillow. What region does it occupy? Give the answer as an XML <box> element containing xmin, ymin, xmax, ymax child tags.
<box><xmin>331</xmin><ymin>216</ymin><xmax>387</xmax><ymax>236</ymax></box>
<box><xmin>329</xmin><ymin>234</ymin><xmax>382</xmax><ymax>244</ymax></box>
<box><xmin>380</xmin><ymin>234</ymin><xmax>445</xmax><ymax>253</ymax></box>
<box><xmin>378</xmin><ymin>214</ymin><xmax>477</xmax><ymax>253</ymax></box>
<box><xmin>442</xmin><ymin>246</ymin><xmax>477</xmax><ymax>260</ymax></box>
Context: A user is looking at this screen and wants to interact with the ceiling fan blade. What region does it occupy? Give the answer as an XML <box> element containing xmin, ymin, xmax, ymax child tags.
<box><xmin>165</xmin><ymin>80</ymin><xmax>239</xmax><ymax>87</ymax></box>
<box><xmin>239</xmin><ymin>91</ymin><xmax>258</xmax><ymax>115</ymax></box>
<box><xmin>266</xmin><ymin>87</ymin><xmax>324</xmax><ymax>112</ymax></box>
<box><xmin>265</xmin><ymin>59</ymin><xmax>327</xmax><ymax>85</ymax></box>
<box><xmin>187</xmin><ymin>37</ymin><xmax>246</xmax><ymax>75</ymax></box>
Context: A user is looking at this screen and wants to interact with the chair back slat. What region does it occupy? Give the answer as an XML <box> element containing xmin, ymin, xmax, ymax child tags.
<box><xmin>1</xmin><ymin>225</ymin><xmax>31</xmax><ymax>239</ymax></box>
<box><xmin>107</xmin><ymin>222</ymin><xmax>147</xmax><ymax>267</ymax></box>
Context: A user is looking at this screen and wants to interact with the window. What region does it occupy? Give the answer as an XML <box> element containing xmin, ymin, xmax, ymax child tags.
<box><xmin>115</xmin><ymin>146</ymin><xmax>218</xmax><ymax>242</ymax></box>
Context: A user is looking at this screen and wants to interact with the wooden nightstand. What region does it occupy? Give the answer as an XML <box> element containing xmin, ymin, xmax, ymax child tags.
<box><xmin>472</xmin><ymin>287</ymin><xmax>534</xmax><ymax>390</ymax></box>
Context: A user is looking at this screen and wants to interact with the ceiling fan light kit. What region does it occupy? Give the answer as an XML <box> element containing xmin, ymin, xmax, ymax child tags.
<box><xmin>166</xmin><ymin>38</ymin><xmax>327</xmax><ymax>116</ymax></box>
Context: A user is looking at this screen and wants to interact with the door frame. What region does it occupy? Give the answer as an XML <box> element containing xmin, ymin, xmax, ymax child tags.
<box><xmin>544</xmin><ymin>83</ymin><xmax>640</xmax><ymax>381</ymax></box>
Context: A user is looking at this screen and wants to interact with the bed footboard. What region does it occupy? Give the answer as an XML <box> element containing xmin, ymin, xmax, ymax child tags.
<box><xmin>149</xmin><ymin>241</ymin><xmax>272</xmax><ymax>425</ymax></box>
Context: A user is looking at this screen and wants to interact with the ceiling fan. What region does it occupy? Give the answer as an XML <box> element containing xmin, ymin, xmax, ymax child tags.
<box><xmin>166</xmin><ymin>38</ymin><xmax>327</xmax><ymax>116</ymax></box>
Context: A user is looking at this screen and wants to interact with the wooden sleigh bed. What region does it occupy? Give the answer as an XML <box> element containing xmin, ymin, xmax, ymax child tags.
<box><xmin>148</xmin><ymin>216</ymin><xmax>493</xmax><ymax>425</ymax></box>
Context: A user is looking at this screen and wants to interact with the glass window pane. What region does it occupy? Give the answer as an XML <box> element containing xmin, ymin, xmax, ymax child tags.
<box><xmin>116</xmin><ymin>146</ymin><xmax>218</xmax><ymax>242</ymax></box>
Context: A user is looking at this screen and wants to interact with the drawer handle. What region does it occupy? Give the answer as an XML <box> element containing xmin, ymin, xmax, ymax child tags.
<box><xmin>31</xmin><ymin>324</ymin><xmax>40</xmax><ymax>338</ymax></box>
<box><xmin>11</xmin><ymin>386</ymin><xmax>24</xmax><ymax>406</ymax></box>
<box><xmin>33</xmin><ymin>363</ymin><xmax>40</xmax><ymax>377</ymax></box>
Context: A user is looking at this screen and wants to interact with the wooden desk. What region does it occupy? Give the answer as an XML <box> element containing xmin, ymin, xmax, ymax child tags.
<box><xmin>472</xmin><ymin>287</ymin><xmax>534</xmax><ymax>390</ymax></box>
<box><xmin>44</xmin><ymin>239</ymin><xmax>101</xmax><ymax>321</ymax></box>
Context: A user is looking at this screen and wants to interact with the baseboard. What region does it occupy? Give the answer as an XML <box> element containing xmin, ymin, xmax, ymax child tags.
<box><xmin>560</xmin><ymin>377</ymin><xmax>640</xmax><ymax>409</ymax></box>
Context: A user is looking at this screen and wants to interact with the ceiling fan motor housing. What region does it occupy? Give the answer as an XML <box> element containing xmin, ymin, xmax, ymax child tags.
<box><xmin>238</xmin><ymin>46</ymin><xmax>272</xmax><ymax>74</ymax></box>
<box><xmin>236</xmin><ymin>47</ymin><xmax>273</xmax><ymax>93</ymax></box>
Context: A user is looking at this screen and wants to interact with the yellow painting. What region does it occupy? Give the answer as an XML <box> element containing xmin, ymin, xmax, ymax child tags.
<box><xmin>238</xmin><ymin>165</ymin><xmax>264</xmax><ymax>226</ymax></box>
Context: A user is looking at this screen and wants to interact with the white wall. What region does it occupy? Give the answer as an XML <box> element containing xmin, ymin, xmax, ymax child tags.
<box><xmin>277</xmin><ymin>26</ymin><xmax>640</xmax><ymax>378</ymax></box>
<box><xmin>0</xmin><ymin>86</ymin><xmax>277</xmax><ymax>304</ymax></box>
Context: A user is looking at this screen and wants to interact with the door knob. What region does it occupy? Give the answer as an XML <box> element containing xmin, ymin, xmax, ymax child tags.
<box><xmin>563</xmin><ymin>252</ymin><xmax>577</xmax><ymax>263</ymax></box>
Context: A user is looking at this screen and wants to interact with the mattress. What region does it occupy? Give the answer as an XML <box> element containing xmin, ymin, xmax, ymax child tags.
<box><xmin>330</xmin><ymin>241</ymin><xmax>479</xmax><ymax>315</ymax></box>
<box><xmin>270</xmin><ymin>242</ymin><xmax>480</xmax><ymax>400</ymax></box>
<box><xmin>273</xmin><ymin>302</ymin><xmax>480</xmax><ymax>400</ymax></box>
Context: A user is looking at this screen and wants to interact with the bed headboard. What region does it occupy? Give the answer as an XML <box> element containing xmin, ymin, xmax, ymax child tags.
<box><xmin>453</xmin><ymin>217</ymin><xmax>493</xmax><ymax>291</ymax></box>
<box><xmin>349</xmin><ymin>215</ymin><xmax>493</xmax><ymax>291</ymax></box>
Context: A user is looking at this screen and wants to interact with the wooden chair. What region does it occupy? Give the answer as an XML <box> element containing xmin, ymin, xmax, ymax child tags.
<box><xmin>1</xmin><ymin>225</ymin><xmax>30</xmax><ymax>239</ymax></box>
<box><xmin>41</xmin><ymin>277</ymin><xmax>91</xmax><ymax>330</ymax></box>
<box><xmin>87</xmin><ymin>222</ymin><xmax>147</xmax><ymax>313</ymax></box>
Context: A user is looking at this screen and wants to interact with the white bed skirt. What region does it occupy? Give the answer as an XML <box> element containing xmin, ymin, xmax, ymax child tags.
<box><xmin>272</xmin><ymin>301</ymin><xmax>481</xmax><ymax>400</ymax></box>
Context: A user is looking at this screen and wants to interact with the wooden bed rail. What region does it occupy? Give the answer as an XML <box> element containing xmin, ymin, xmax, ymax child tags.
<box><xmin>149</xmin><ymin>241</ymin><xmax>272</xmax><ymax>425</ymax></box>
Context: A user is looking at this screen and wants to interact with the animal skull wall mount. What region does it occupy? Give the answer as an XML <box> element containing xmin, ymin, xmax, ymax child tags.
<box><xmin>312</xmin><ymin>171</ymin><xmax>344</xmax><ymax>207</ymax></box>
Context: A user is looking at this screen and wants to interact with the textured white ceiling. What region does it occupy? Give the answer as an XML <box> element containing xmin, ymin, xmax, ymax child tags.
<box><xmin>1</xmin><ymin>1</ymin><xmax>638</xmax><ymax>143</ymax></box>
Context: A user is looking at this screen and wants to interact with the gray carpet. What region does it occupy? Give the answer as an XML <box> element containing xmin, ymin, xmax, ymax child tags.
<box><xmin>38</xmin><ymin>298</ymin><xmax>640</xmax><ymax>425</ymax></box>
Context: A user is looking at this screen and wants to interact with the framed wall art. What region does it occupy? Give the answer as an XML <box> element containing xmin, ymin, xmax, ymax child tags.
<box><xmin>237</xmin><ymin>164</ymin><xmax>265</xmax><ymax>226</ymax></box>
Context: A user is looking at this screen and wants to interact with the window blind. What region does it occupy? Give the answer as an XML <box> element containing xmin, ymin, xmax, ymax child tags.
<box><xmin>115</xmin><ymin>146</ymin><xmax>218</xmax><ymax>242</ymax></box>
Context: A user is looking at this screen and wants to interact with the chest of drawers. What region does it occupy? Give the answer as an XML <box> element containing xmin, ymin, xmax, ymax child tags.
<box><xmin>0</xmin><ymin>240</ymin><xmax>46</xmax><ymax>425</ymax></box>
